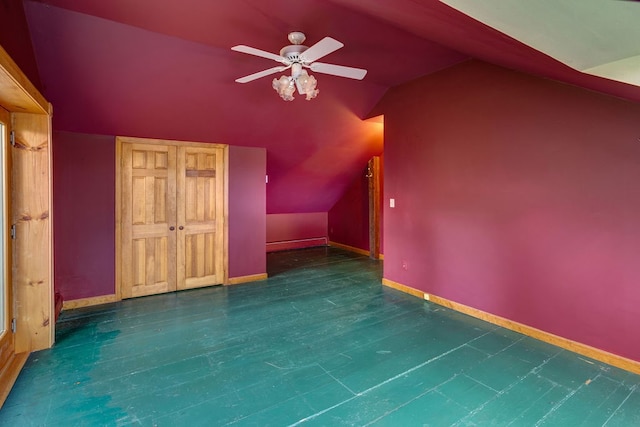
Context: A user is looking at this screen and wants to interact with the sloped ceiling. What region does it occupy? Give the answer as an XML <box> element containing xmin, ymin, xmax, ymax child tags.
<box><xmin>22</xmin><ymin>0</ymin><xmax>640</xmax><ymax>213</ymax></box>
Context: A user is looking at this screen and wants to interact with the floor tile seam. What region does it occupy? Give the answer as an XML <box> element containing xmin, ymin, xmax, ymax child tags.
<box><xmin>81</xmin><ymin>310</ymin><xmax>229</xmax><ymax>334</ymax></box>
<box><xmin>316</xmin><ymin>363</ymin><xmax>357</xmax><ymax>395</ymax></box>
<box><xmin>266</xmin><ymin>274</ymin><xmax>381</xmax><ymax>292</ymax></box>
<box><xmin>584</xmin><ymin>380</ymin><xmax>637</xmax><ymax>423</ymax></box>
<box><xmin>194</xmin><ymin>303</ymin><xmax>427</xmax><ymax>345</ymax></box>
<box><xmin>533</xmin><ymin>374</ymin><xmax>598</xmax><ymax>427</ymax></box>
<box><xmin>503</xmin><ymin>385</ymin><xmax>564</xmax><ymax>427</ymax></box>
<box><xmin>273</xmin><ymin>258</ymin><xmax>369</xmax><ymax>272</ymax></box>
<box><xmin>288</xmin><ymin>330</ymin><xmax>494</xmax><ymax>426</ymax></box>
<box><xmin>231</xmin><ymin>278</ymin><xmax>380</xmax><ymax>304</ymax></box>
<box><xmin>490</xmin><ymin>334</ymin><xmax>526</xmax><ymax>357</ymax></box>
<box><xmin>602</xmin><ymin>384</ymin><xmax>638</xmax><ymax>426</ymax></box>
<box><xmin>454</xmin><ymin>351</ymin><xmax>560</xmax><ymax>426</ymax></box>
<box><xmin>94</xmin><ymin>375</ymin><xmax>288</xmax><ymax>417</ymax></box>
<box><xmin>77</xmin><ymin>352</ymin><xmax>219</xmax><ymax>387</ymax></box>
<box><xmin>314</xmin><ymin>318</ymin><xmax>455</xmax><ymax>360</ymax></box>
<box><xmin>460</xmin><ymin>373</ymin><xmax>501</xmax><ymax>394</ymax></box>
<box><xmin>265</xmin><ymin>304</ymin><xmax>434</xmax><ymax>344</ymax></box>
<box><xmin>362</xmin><ymin>374</ymin><xmax>462</xmax><ymax>427</ymax></box>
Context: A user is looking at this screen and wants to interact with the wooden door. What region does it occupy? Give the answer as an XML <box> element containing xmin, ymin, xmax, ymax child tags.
<box><xmin>121</xmin><ymin>143</ymin><xmax>177</xmax><ymax>298</ymax></box>
<box><xmin>117</xmin><ymin>137</ymin><xmax>227</xmax><ymax>299</ymax></box>
<box><xmin>177</xmin><ymin>146</ymin><xmax>225</xmax><ymax>289</ymax></box>
<box><xmin>368</xmin><ymin>156</ymin><xmax>381</xmax><ymax>259</ymax></box>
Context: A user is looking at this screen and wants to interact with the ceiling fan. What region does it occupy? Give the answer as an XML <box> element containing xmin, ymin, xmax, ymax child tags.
<box><xmin>231</xmin><ymin>32</ymin><xmax>367</xmax><ymax>101</ymax></box>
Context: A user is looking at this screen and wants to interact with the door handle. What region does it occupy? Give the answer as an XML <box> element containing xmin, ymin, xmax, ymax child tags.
<box><xmin>179</xmin><ymin>226</ymin><xmax>184</xmax><ymax>230</ymax></box>
<box><xmin>169</xmin><ymin>226</ymin><xmax>175</xmax><ymax>231</ymax></box>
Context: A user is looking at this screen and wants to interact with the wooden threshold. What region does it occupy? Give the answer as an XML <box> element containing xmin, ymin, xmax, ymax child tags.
<box><xmin>227</xmin><ymin>273</ymin><xmax>268</xmax><ymax>286</ymax></box>
<box><xmin>382</xmin><ymin>278</ymin><xmax>640</xmax><ymax>376</ymax></box>
<box><xmin>62</xmin><ymin>294</ymin><xmax>119</xmax><ymax>310</ymax></box>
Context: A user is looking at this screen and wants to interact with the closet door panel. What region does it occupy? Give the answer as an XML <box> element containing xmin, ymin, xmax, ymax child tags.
<box><xmin>177</xmin><ymin>146</ymin><xmax>224</xmax><ymax>289</ymax></box>
<box><xmin>122</xmin><ymin>143</ymin><xmax>177</xmax><ymax>298</ymax></box>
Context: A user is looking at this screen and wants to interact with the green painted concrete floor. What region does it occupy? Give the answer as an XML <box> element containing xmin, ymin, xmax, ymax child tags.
<box><xmin>2</xmin><ymin>247</ymin><xmax>640</xmax><ymax>426</ymax></box>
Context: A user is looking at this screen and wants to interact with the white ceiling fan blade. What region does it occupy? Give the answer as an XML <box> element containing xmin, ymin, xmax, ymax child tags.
<box><xmin>309</xmin><ymin>62</ymin><xmax>367</xmax><ymax>80</ymax></box>
<box><xmin>299</xmin><ymin>37</ymin><xmax>343</xmax><ymax>63</ymax></box>
<box><xmin>231</xmin><ymin>45</ymin><xmax>284</xmax><ymax>63</ymax></box>
<box><xmin>236</xmin><ymin>65</ymin><xmax>289</xmax><ymax>83</ymax></box>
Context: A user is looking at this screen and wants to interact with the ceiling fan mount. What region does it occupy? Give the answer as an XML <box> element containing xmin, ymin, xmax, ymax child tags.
<box><xmin>231</xmin><ymin>31</ymin><xmax>367</xmax><ymax>100</ymax></box>
<box><xmin>279</xmin><ymin>32</ymin><xmax>310</xmax><ymax>62</ymax></box>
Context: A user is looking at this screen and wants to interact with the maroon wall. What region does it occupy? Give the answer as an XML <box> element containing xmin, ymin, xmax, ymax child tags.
<box><xmin>53</xmin><ymin>131</ymin><xmax>115</xmax><ymax>299</ymax></box>
<box><xmin>0</xmin><ymin>0</ymin><xmax>41</xmax><ymax>90</ymax></box>
<box><xmin>53</xmin><ymin>132</ymin><xmax>266</xmax><ymax>300</ymax></box>
<box><xmin>228</xmin><ymin>145</ymin><xmax>266</xmax><ymax>278</ymax></box>
<box><xmin>266</xmin><ymin>213</ymin><xmax>327</xmax><ymax>252</ymax></box>
<box><xmin>328</xmin><ymin>165</ymin><xmax>370</xmax><ymax>251</ymax></box>
<box><xmin>377</xmin><ymin>60</ymin><xmax>640</xmax><ymax>361</ymax></box>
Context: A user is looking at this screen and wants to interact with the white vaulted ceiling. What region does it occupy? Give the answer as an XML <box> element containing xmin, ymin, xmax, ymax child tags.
<box><xmin>442</xmin><ymin>0</ymin><xmax>640</xmax><ymax>86</ymax></box>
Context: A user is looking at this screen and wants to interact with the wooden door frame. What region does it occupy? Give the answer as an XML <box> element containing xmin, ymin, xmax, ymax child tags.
<box><xmin>368</xmin><ymin>156</ymin><xmax>381</xmax><ymax>260</ymax></box>
<box><xmin>0</xmin><ymin>44</ymin><xmax>53</xmax><ymax>406</ymax></box>
<box><xmin>115</xmin><ymin>136</ymin><xmax>229</xmax><ymax>300</ymax></box>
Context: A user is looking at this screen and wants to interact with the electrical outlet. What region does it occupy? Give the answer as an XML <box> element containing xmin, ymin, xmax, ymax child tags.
<box><xmin>402</xmin><ymin>260</ymin><xmax>408</xmax><ymax>270</ymax></box>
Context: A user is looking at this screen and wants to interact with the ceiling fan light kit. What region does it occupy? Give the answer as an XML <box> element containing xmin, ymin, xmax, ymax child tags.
<box><xmin>232</xmin><ymin>32</ymin><xmax>367</xmax><ymax>101</ymax></box>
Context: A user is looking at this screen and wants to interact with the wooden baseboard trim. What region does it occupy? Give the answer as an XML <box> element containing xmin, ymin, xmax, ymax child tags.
<box><xmin>381</xmin><ymin>278</ymin><xmax>425</xmax><ymax>299</ymax></box>
<box><xmin>62</xmin><ymin>294</ymin><xmax>119</xmax><ymax>310</ymax></box>
<box><xmin>329</xmin><ymin>241</ymin><xmax>370</xmax><ymax>257</ymax></box>
<box><xmin>329</xmin><ymin>241</ymin><xmax>384</xmax><ymax>260</ymax></box>
<box><xmin>0</xmin><ymin>351</ymin><xmax>29</xmax><ymax>408</ymax></box>
<box><xmin>227</xmin><ymin>273</ymin><xmax>268</xmax><ymax>286</ymax></box>
<box><xmin>381</xmin><ymin>278</ymin><xmax>640</xmax><ymax>375</ymax></box>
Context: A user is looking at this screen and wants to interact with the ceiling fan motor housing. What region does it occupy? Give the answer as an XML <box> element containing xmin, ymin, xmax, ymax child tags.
<box><xmin>280</xmin><ymin>44</ymin><xmax>309</xmax><ymax>63</ymax></box>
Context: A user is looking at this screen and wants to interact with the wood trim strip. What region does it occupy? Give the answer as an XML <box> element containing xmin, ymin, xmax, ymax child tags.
<box><xmin>381</xmin><ymin>278</ymin><xmax>425</xmax><ymax>299</ymax></box>
<box><xmin>117</xmin><ymin>136</ymin><xmax>227</xmax><ymax>150</ymax></box>
<box><xmin>0</xmin><ymin>351</ymin><xmax>28</xmax><ymax>408</ymax></box>
<box><xmin>222</xmin><ymin>145</ymin><xmax>229</xmax><ymax>286</ymax></box>
<box><xmin>0</xmin><ymin>44</ymin><xmax>49</xmax><ymax>114</ymax></box>
<box><xmin>329</xmin><ymin>241</ymin><xmax>370</xmax><ymax>257</ymax></box>
<box><xmin>368</xmin><ymin>156</ymin><xmax>381</xmax><ymax>259</ymax></box>
<box><xmin>62</xmin><ymin>294</ymin><xmax>119</xmax><ymax>310</ymax></box>
<box><xmin>381</xmin><ymin>278</ymin><xmax>640</xmax><ymax>375</ymax></box>
<box><xmin>114</xmin><ymin>138</ymin><xmax>122</xmax><ymax>301</ymax></box>
<box><xmin>227</xmin><ymin>273</ymin><xmax>268</xmax><ymax>285</ymax></box>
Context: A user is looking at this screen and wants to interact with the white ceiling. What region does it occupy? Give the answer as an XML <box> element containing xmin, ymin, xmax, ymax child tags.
<box><xmin>441</xmin><ymin>0</ymin><xmax>640</xmax><ymax>86</ymax></box>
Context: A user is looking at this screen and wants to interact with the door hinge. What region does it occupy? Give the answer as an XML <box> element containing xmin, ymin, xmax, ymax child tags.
<box><xmin>10</xmin><ymin>224</ymin><xmax>16</xmax><ymax>240</ymax></box>
<box><xmin>11</xmin><ymin>318</ymin><xmax>16</xmax><ymax>333</ymax></box>
<box><xmin>9</xmin><ymin>130</ymin><xmax>15</xmax><ymax>147</ymax></box>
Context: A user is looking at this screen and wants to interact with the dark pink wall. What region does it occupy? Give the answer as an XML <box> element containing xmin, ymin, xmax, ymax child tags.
<box><xmin>378</xmin><ymin>60</ymin><xmax>640</xmax><ymax>361</ymax></box>
<box><xmin>53</xmin><ymin>131</ymin><xmax>115</xmax><ymax>299</ymax></box>
<box><xmin>53</xmin><ymin>132</ymin><xmax>266</xmax><ymax>300</ymax></box>
<box><xmin>0</xmin><ymin>0</ymin><xmax>42</xmax><ymax>90</ymax></box>
<box><xmin>266</xmin><ymin>213</ymin><xmax>327</xmax><ymax>252</ymax></box>
<box><xmin>228</xmin><ymin>145</ymin><xmax>266</xmax><ymax>278</ymax></box>
<box><xmin>328</xmin><ymin>165</ymin><xmax>370</xmax><ymax>251</ymax></box>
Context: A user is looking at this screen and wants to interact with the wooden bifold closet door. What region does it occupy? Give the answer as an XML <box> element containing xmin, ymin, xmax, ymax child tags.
<box><xmin>117</xmin><ymin>137</ymin><xmax>227</xmax><ymax>299</ymax></box>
